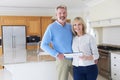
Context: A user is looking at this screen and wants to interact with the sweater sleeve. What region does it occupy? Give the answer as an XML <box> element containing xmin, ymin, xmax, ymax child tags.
<box><xmin>40</xmin><ymin>25</ymin><xmax>58</xmax><ymax>57</ymax></box>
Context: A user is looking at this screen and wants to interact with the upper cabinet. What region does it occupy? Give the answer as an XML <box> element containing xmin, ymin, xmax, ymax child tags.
<box><xmin>90</xmin><ymin>18</ymin><xmax>120</xmax><ymax>28</ymax></box>
<box><xmin>0</xmin><ymin>16</ymin><xmax>26</xmax><ymax>37</ymax></box>
<box><xmin>0</xmin><ymin>16</ymin><xmax>53</xmax><ymax>38</ymax></box>
<box><xmin>26</xmin><ymin>16</ymin><xmax>41</xmax><ymax>37</ymax></box>
<box><xmin>41</xmin><ymin>16</ymin><xmax>52</xmax><ymax>38</ymax></box>
<box><xmin>0</xmin><ymin>16</ymin><xmax>70</xmax><ymax>38</ymax></box>
<box><xmin>0</xmin><ymin>16</ymin><xmax>26</xmax><ymax>25</ymax></box>
<box><xmin>66</xmin><ymin>19</ymin><xmax>71</xmax><ymax>23</ymax></box>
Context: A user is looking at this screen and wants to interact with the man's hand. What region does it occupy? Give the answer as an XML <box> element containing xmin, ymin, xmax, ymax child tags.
<box><xmin>57</xmin><ymin>54</ymin><xmax>64</xmax><ymax>60</ymax></box>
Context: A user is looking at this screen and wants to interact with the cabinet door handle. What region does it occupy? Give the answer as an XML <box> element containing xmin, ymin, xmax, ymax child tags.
<box><xmin>114</xmin><ymin>73</ymin><xmax>117</xmax><ymax>76</ymax></box>
<box><xmin>114</xmin><ymin>57</ymin><xmax>116</xmax><ymax>59</ymax></box>
<box><xmin>114</xmin><ymin>64</ymin><xmax>116</xmax><ymax>66</ymax></box>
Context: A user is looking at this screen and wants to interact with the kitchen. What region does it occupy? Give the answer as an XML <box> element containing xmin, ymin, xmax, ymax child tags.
<box><xmin>0</xmin><ymin>0</ymin><xmax>120</xmax><ymax>80</ymax></box>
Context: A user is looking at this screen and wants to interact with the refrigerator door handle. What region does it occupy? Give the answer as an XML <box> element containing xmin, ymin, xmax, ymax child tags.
<box><xmin>14</xmin><ymin>36</ymin><xmax>16</xmax><ymax>48</ymax></box>
<box><xmin>12</xmin><ymin>35</ymin><xmax>14</xmax><ymax>48</ymax></box>
<box><xmin>12</xmin><ymin>35</ymin><xmax>16</xmax><ymax>48</ymax></box>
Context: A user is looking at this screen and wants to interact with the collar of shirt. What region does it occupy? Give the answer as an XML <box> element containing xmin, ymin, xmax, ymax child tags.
<box><xmin>55</xmin><ymin>21</ymin><xmax>66</xmax><ymax>27</ymax></box>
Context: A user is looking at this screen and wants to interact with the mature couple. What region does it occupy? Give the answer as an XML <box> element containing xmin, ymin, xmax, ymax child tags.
<box><xmin>41</xmin><ymin>5</ymin><xmax>99</xmax><ymax>80</ymax></box>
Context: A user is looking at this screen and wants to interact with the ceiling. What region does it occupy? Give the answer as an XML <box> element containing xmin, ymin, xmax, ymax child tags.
<box><xmin>0</xmin><ymin>0</ymin><xmax>105</xmax><ymax>10</ymax></box>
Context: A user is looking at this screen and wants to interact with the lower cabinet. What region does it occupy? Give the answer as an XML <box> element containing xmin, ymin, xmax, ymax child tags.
<box><xmin>111</xmin><ymin>52</ymin><xmax>120</xmax><ymax>80</ymax></box>
<box><xmin>27</xmin><ymin>42</ymin><xmax>40</xmax><ymax>50</ymax></box>
<box><xmin>27</xmin><ymin>45</ymin><xmax>38</xmax><ymax>50</ymax></box>
<box><xmin>98</xmin><ymin>50</ymin><xmax>111</xmax><ymax>79</ymax></box>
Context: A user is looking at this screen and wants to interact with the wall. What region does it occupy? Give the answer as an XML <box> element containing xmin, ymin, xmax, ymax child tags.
<box><xmin>89</xmin><ymin>0</ymin><xmax>120</xmax><ymax>45</ymax></box>
<box><xmin>93</xmin><ymin>27</ymin><xmax>103</xmax><ymax>45</ymax></box>
<box><xmin>89</xmin><ymin>0</ymin><xmax>120</xmax><ymax>21</ymax></box>
<box><xmin>102</xmin><ymin>26</ymin><xmax>120</xmax><ymax>45</ymax></box>
<box><xmin>93</xmin><ymin>26</ymin><xmax>120</xmax><ymax>45</ymax></box>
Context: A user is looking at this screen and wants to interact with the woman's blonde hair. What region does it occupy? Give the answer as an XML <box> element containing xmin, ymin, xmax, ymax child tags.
<box><xmin>72</xmin><ymin>17</ymin><xmax>87</xmax><ymax>36</ymax></box>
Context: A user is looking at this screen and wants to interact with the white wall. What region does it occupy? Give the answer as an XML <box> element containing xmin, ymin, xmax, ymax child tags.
<box><xmin>93</xmin><ymin>26</ymin><xmax>120</xmax><ymax>45</ymax></box>
<box><xmin>93</xmin><ymin>28</ymin><xmax>103</xmax><ymax>45</ymax></box>
<box><xmin>102</xmin><ymin>26</ymin><xmax>120</xmax><ymax>45</ymax></box>
<box><xmin>89</xmin><ymin>0</ymin><xmax>120</xmax><ymax>21</ymax></box>
<box><xmin>88</xmin><ymin>0</ymin><xmax>120</xmax><ymax>45</ymax></box>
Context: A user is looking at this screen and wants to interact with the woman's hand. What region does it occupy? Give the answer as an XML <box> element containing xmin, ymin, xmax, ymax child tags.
<box><xmin>94</xmin><ymin>59</ymin><xmax>98</xmax><ymax>64</ymax></box>
<box><xmin>79</xmin><ymin>55</ymin><xmax>93</xmax><ymax>60</ymax></box>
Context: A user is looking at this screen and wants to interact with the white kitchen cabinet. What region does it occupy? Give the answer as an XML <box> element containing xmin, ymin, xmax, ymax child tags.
<box><xmin>90</xmin><ymin>18</ymin><xmax>120</xmax><ymax>28</ymax></box>
<box><xmin>111</xmin><ymin>52</ymin><xmax>120</xmax><ymax>80</ymax></box>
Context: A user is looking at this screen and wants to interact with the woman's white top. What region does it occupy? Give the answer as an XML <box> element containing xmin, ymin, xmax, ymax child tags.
<box><xmin>72</xmin><ymin>34</ymin><xmax>99</xmax><ymax>67</ymax></box>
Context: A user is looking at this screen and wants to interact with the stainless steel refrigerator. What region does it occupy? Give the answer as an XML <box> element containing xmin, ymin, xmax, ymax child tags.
<box><xmin>2</xmin><ymin>25</ymin><xmax>26</xmax><ymax>64</ymax></box>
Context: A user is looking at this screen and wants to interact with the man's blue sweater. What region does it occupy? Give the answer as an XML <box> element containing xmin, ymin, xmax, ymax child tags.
<box><xmin>41</xmin><ymin>21</ymin><xmax>73</xmax><ymax>57</ymax></box>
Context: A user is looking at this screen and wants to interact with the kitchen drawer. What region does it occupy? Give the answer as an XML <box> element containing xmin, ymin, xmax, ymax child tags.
<box><xmin>111</xmin><ymin>63</ymin><xmax>120</xmax><ymax>68</ymax></box>
<box><xmin>111</xmin><ymin>56</ymin><xmax>120</xmax><ymax>62</ymax></box>
<box><xmin>111</xmin><ymin>52</ymin><xmax>120</xmax><ymax>80</ymax></box>
<box><xmin>111</xmin><ymin>68</ymin><xmax>120</xmax><ymax>73</ymax></box>
<box><xmin>111</xmin><ymin>76</ymin><xmax>120</xmax><ymax>80</ymax></box>
<box><xmin>111</xmin><ymin>54</ymin><xmax>120</xmax><ymax>59</ymax></box>
<box><xmin>111</xmin><ymin>70</ymin><xmax>120</xmax><ymax>80</ymax></box>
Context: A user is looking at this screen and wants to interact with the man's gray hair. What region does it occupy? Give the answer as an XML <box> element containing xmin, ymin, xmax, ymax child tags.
<box><xmin>56</xmin><ymin>5</ymin><xmax>67</xmax><ymax>11</ymax></box>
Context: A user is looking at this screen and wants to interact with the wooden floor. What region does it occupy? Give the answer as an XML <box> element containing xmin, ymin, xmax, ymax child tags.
<box><xmin>97</xmin><ymin>75</ymin><xmax>107</xmax><ymax>80</ymax></box>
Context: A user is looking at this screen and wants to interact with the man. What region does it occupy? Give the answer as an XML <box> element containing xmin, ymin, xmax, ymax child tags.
<box><xmin>41</xmin><ymin>5</ymin><xmax>73</xmax><ymax>80</ymax></box>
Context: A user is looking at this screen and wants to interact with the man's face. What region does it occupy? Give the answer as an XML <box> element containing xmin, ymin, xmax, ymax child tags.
<box><xmin>56</xmin><ymin>8</ymin><xmax>67</xmax><ymax>23</ymax></box>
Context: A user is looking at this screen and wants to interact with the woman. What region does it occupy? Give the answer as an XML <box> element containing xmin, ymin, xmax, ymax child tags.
<box><xmin>72</xmin><ymin>17</ymin><xmax>99</xmax><ymax>80</ymax></box>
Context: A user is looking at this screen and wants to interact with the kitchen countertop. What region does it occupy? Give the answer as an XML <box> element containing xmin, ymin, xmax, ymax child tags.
<box><xmin>0</xmin><ymin>50</ymin><xmax>55</xmax><ymax>65</ymax></box>
<box><xmin>98</xmin><ymin>44</ymin><xmax>120</xmax><ymax>53</ymax></box>
<box><xmin>98</xmin><ymin>49</ymin><xmax>120</xmax><ymax>53</ymax></box>
<box><xmin>98</xmin><ymin>43</ymin><xmax>120</xmax><ymax>46</ymax></box>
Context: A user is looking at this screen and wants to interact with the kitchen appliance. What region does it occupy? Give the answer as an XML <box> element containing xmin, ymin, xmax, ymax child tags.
<box><xmin>26</xmin><ymin>35</ymin><xmax>40</xmax><ymax>43</ymax></box>
<box><xmin>98</xmin><ymin>49</ymin><xmax>111</xmax><ymax>79</ymax></box>
<box><xmin>2</xmin><ymin>25</ymin><xmax>26</xmax><ymax>64</ymax></box>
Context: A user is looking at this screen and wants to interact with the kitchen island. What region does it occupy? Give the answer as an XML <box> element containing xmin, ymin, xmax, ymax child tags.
<box><xmin>0</xmin><ymin>50</ymin><xmax>58</xmax><ymax>80</ymax></box>
<box><xmin>4</xmin><ymin>61</ymin><xmax>57</xmax><ymax>80</ymax></box>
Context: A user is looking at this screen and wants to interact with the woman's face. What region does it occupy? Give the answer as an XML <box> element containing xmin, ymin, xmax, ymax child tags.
<box><xmin>73</xmin><ymin>20</ymin><xmax>83</xmax><ymax>34</ymax></box>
